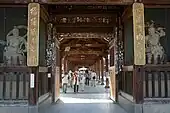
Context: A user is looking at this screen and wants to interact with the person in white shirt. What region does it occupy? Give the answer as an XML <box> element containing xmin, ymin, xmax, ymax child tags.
<box><xmin>91</xmin><ymin>70</ymin><xmax>96</xmax><ymax>87</ymax></box>
<box><xmin>62</xmin><ymin>72</ymin><xmax>69</xmax><ymax>93</ymax></box>
<box><xmin>79</xmin><ymin>73</ymin><xmax>86</xmax><ymax>91</ymax></box>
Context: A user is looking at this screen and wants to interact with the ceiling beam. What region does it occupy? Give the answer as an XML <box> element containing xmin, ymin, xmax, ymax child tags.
<box><xmin>39</xmin><ymin>0</ymin><xmax>133</xmax><ymax>5</ymax></box>
<box><xmin>62</xmin><ymin>50</ymin><xmax>105</xmax><ymax>56</ymax></box>
<box><xmin>67</xmin><ymin>57</ymin><xmax>97</xmax><ymax>61</ymax></box>
<box><xmin>61</xmin><ymin>43</ymin><xmax>107</xmax><ymax>48</ymax></box>
<box><xmin>55</xmin><ymin>27</ymin><xmax>114</xmax><ymax>33</ymax></box>
<box><xmin>57</xmin><ymin>32</ymin><xmax>114</xmax><ymax>39</ymax></box>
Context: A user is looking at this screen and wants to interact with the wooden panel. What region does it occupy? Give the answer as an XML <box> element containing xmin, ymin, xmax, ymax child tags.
<box><xmin>132</xmin><ymin>3</ymin><xmax>145</xmax><ymax>65</ymax></box>
<box><xmin>109</xmin><ymin>66</ymin><xmax>116</xmax><ymax>101</ymax></box>
<box><xmin>27</xmin><ymin>3</ymin><xmax>40</xmax><ymax>66</ymax></box>
<box><xmin>55</xmin><ymin>66</ymin><xmax>60</xmax><ymax>102</ymax></box>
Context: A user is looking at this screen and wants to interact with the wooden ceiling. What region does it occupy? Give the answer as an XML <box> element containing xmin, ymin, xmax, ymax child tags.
<box><xmin>59</xmin><ymin>35</ymin><xmax>110</xmax><ymax>66</ymax></box>
<box><xmin>49</xmin><ymin>5</ymin><xmax>124</xmax><ymax>33</ymax></box>
<box><xmin>50</xmin><ymin>5</ymin><xmax>117</xmax><ymax>66</ymax></box>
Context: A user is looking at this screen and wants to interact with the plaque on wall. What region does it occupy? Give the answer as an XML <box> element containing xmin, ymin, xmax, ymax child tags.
<box><xmin>133</xmin><ymin>3</ymin><xmax>146</xmax><ymax>65</ymax></box>
<box><xmin>27</xmin><ymin>3</ymin><xmax>40</xmax><ymax>66</ymax></box>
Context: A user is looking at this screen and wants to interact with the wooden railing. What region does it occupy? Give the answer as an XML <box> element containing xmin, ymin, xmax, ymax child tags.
<box><xmin>119</xmin><ymin>64</ymin><xmax>170</xmax><ymax>104</ymax></box>
<box><xmin>143</xmin><ymin>64</ymin><xmax>170</xmax><ymax>98</ymax></box>
<box><xmin>119</xmin><ymin>66</ymin><xmax>133</xmax><ymax>96</ymax></box>
<box><xmin>0</xmin><ymin>66</ymin><xmax>31</xmax><ymax>105</ymax></box>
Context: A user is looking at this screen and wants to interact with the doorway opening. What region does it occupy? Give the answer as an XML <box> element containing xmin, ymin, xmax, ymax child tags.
<box><xmin>47</xmin><ymin>4</ymin><xmax>125</xmax><ymax>103</ymax></box>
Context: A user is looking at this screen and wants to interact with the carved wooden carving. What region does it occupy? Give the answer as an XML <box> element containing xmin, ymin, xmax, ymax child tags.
<box><xmin>57</xmin><ymin>33</ymin><xmax>113</xmax><ymax>41</ymax></box>
<box><xmin>54</xmin><ymin>15</ymin><xmax>113</xmax><ymax>25</ymax></box>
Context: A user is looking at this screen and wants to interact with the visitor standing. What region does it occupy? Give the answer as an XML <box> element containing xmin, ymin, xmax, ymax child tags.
<box><xmin>62</xmin><ymin>72</ymin><xmax>69</xmax><ymax>93</ymax></box>
<box><xmin>85</xmin><ymin>70</ymin><xmax>90</xmax><ymax>86</ymax></box>
<box><xmin>73</xmin><ymin>71</ymin><xmax>79</xmax><ymax>93</ymax></box>
<box><xmin>91</xmin><ymin>70</ymin><xmax>96</xmax><ymax>87</ymax></box>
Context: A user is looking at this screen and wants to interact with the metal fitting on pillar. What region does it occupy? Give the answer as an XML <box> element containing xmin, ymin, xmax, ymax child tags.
<box><xmin>134</xmin><ymin>0</ymin><xmax>142</xmax><ymax>3</ymax></box>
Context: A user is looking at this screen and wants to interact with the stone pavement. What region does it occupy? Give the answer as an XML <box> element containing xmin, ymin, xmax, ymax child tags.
<box><xmin>39</xmin><ymin>84</ymin><xmax>128</xmax><ymax>113</ymax></box>
<box><xmin>60</xmin><ymin>82</ymin><xmax>110</xmax><ymax>94</ymax></box>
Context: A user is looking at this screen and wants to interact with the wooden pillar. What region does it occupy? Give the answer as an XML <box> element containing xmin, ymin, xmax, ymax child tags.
<box><xmin>132</xmin><ymin>2</ymin><xmax>145</xmax><ymax>104</ymax></box>
<box><xmin>97</xmin><ymin>60</ymin><xmax>100</xmax><ymax>81</ymax></box>
<box><xmin>105</xmin><ymin>55</ymin><xmax>110</xmax><ymax>88</ymax></box>
<box><xmin>54</xmin><ymin>46</ymin><xmax>60</xmax><ymax>102</ymax></box>
<box><xmin>59</xmin><ymin>54</ymin><xmax>62</xmax><ymax>85</ymax></box>
<box><xmin>109</xmin><ymin>45</ymin><xmax>116</xmax><ymax>101</ymax></box>
<box><xmin>63</xmin><ymin>57</ymin><xmax>66</xmax><ymax>73</ymax></box>
<box><xmin>101</xmin><ymin>57</ymin><xmax>104</xmax><ymax>85</ymax></box>
<box><xmin>27</xmin><ymin>3</ymin><xmax>40</xmax><ymax>105</ymax></box>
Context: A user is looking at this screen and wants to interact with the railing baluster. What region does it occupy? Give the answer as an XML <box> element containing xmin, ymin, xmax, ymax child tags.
<box><xmin>16</xmin><ymin>72</ymin><xmax>20</xmax><ymax>99</ymax></box>
<box><xmin>152</xmin><ymin>71</ymin><xmax>155</xmax><ymax>97</ymax></box>
<box><xmin>145</xmin><ymin>71</ymin><xmax>149</xmax><ymax>97</ymax></box>
<box><xmin>164</xmin><ymin>71</ymin><xmax>168</xmax><ymax>97</ymax></box>
<box><xmin>154</xmin><ymin>72</ymin><xmax>158</xmax><ymax>97</ymax></box>
<box><xmin>168</xmin><ymin>72</ymin><xmax>170</xmax><ymax>97</ymax></box>
<box><xmin>158</xmin><ymin>71</ymin><xmax>161</xmax><ymax>97</ymax></box>
<box><xmin>143</xmin><ymin>71</ymin><xmax>145</xmax><ymax>97</ymax></box>
<box><xmin>148</xmin><ymin>73</ymin><xmax>152</xmax><ymax>97</ymax></box>
<box><xmin>3</xmin><ymin>73</ymin><xmax>6</xmax><ymax>99</ymax></box>
<box><xmin>23</xmin><ymin>73</ymin><xmax>26</xmax><ymax>99</ymax></box>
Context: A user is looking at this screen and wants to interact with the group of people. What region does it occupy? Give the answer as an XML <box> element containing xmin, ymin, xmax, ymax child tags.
<box><xmin>62</xmin><ymin>70</ymin><xmax>97</xmax><ymax>93</ymax></box>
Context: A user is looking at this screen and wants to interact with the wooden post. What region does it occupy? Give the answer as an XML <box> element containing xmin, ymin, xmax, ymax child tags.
<box><xmin>105</xmin><ymin>56</ymin><xmax>110</xmax><ymax>88</ymax></box>
<box><xmin>132</xmin><ymin>2</ymin><xmax>145</xmax><ymax>104</ymax></box>
<box><xmin>59</xmin><ymin>54</ymin><xmax>62</xmax><ymax>87</ymax></box>
<box><xmin>29</xmin><ymin>67</ymin><xmax>39</xmax><ymax>105</ymax></box>
<box><xmin>27</xmin><ymin>3</ymin><xmax>40</xmax><ymax>105</ymax></box>
<box><xmin>101</xmin><ymin>57</ymin><xmax>104</xmax><ymax>85</ymax></box>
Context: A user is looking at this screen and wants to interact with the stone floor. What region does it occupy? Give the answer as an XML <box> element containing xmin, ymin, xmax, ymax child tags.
<box><xmin>39</xmin><ymin>84</ymin><xmax>128</xmax><ymax>113</ymax></box>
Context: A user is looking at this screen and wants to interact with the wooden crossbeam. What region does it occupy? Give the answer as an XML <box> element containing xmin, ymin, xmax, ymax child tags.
<box><xmin>61</xmin><ymin>43</ymin><xmax>107</xmax><ymax>48</ymax></box>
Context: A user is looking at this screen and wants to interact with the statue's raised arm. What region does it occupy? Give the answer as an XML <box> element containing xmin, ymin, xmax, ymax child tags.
<box><xmin>157</xmin><ymin>27</ymin><xmax>166</xmax><ymax>37</ymax></box>
<box><xmin>17</xmin><ymin>25</ymin><xmax>27</xmax><ymax>38</ymax></box>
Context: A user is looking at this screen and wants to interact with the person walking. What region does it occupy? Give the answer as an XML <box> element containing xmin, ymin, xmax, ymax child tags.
<box><xmin>85</xmin><ymin>70</ymin><xmax>90</xmax><ymax>86</ymax></box>
<box><xmin>79</xmin><ymin>74</ymin><xmax>86</xmax><ymax>91</ymax></box>
<box><xmin>91</xmin><ymin>70</ymin><xmax>96</xmax><ymax>87</ymax></box>
<box><xmin>73</xmin><ymin>71</ymin><xmax>79</xmax><ymax>93</ymax></box>
<box><xmin>62</xmin><ymin>72</ymin><xmax>69</xmax><ymax>93</ymax></box>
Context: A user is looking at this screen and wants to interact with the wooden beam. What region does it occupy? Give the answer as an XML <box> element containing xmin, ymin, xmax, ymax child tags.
<box><xmin>62</xmin><ymin>50</ymin><xmax>105</xmax><ymax>56</ymax></box>
<box><xmin>58</xmin><ymin>32</ymin><xmax>113</xmax><ymax>39</ymax></box>
<box><xmin>121</xmin><ymin>5</ymin><xmax>132</xmax><ymax>23</ymax></box>
<box><xmin>68</xmin><ymin>57</ymin><xmax>97</xmax><ymax>61</ymax></box>
<box><xmin>143</xmin><ymin>0</ymin><xmax>170</xmax><ymax>5</ymax></box>
<box><xmin>61</xmin><ymin>43</ymin><xmax>106</xmax><ymax>48</ymax></box>
<box><xmin>39</xmin><ymin>0</ymin><xmax>133</xmax><ymax>5</ymax></box>
<box><xmin>0</xmin><ymin>0</ymin><xmax>30</xmax><ymax>4</ymax></box>
<box><xmin>55</xmin><ymin>27</ymin><xmax>114</xmax><ymax>33</ymax></box>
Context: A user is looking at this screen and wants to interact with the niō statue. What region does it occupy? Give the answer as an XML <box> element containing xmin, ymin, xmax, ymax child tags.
<box><xmin>145</xmin><ymin>20</ymin><xmax>166</xmax><ymax>64</ymax></box>
<box><xmin>3</xmin><ymin>25</ymin><xmax>27</xmax><ymax>65</ymax></box>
